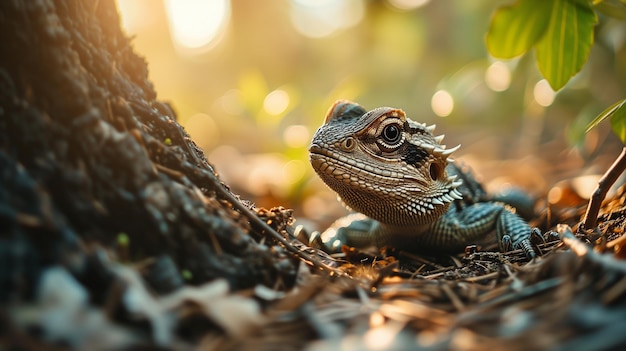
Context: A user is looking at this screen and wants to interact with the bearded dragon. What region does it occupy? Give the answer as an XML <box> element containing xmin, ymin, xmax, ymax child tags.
<box><xmin>308</xmin><ymin>100</ymin><xmax>537</xmax><ymax>258</ymax></box>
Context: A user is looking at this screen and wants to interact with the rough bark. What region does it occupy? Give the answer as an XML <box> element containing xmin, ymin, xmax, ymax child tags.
<box><xmin>0</xmin><ymin>0</ymin><xmax>296</xmax><ymax>302</ymax></box>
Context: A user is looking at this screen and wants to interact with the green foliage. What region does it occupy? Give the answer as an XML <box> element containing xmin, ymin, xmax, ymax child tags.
<box><xmin>485</xmin><ymin>0</ymin><xmax>552</xmax><ymax>58</ymax></box>
<box><xmin>534</xmin><ymin>0</ymin><xmax>596</xmax><ymax>90</ymax></box>
<box><xmin>488</xmin><ymin>0</ymin><xmax>626</xmax><ymax>144</ymax></box>
<box><xmin>486</xmin><ymin>0</ymin><xmax>597</xmax><ymax>91</ymax></box>
<box><xmin>611</xmin><ymin>110</ymin><xmax>626</xmax><ymax>144</ymax></box>
<box><xmin>586</xmin><ymin>98</ymin><xmax>626</xmax><ymax>143</ymax></box>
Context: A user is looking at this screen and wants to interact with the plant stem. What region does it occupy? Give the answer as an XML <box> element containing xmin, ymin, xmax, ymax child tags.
<box><xmin>582</xmin><ymin>146</ymin><xmax>626</xmax><ymax>230</ymax></box>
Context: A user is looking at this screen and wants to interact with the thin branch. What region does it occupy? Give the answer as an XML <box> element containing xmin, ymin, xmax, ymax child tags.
<box><xmin>200</xmin><ymin>168</ymin><xmax>347</xmax><ymax>277</ymax></box>
<box><xmin>582</xmin><ymin>146</ymin><xmax>626</xmax><ymax>230</ymax></box>
<box><xmin>211</xmin><ymin>178</ymin><xmax>348</xmax><ymax>277</ymax></box>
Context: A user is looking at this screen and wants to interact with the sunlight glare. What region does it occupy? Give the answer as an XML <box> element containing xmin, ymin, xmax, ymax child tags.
<box><xmin>431</xmin><ymin>90</ymin><xmax>454</xmax><ymax>117</ymax></box>
<box><xmin>164</xmin><ymin>0</ymin><xmax>230</xmax><ymax>51</ymax></box>
<box><xmin>263</xmin><ymin>89</ymin><xmax>290</xmax><ymax>115</ymax></box>
<box><xmin>116</xmin><ymin>0</ymin><xmax>153</xmax><ymax>35</ymax></box>
<box><xmin>290</xmin><ymin>0</ymin><xmax>365</xmax><ymax>38</ymax></box>
<box><xmin>388</xmin><ymin>0</ymin><xmax>430</xmax><ymax>11</ymax></box>
<box><xmin>533</xmin><ymin>79</ymin><xmax>556</xmax><ymax>107</ymax></box>
<box><xmin>485</xmin><ymin>61</ymin><xmax>511</xmax><ymax>92</ymax></box>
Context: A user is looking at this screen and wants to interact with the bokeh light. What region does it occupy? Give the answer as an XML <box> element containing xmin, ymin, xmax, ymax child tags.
<box><xmin>263</xmin><ymin>89</ymin><xmax>290</xmax><ymax>115</ymax></box>
<box><xmin>363</xmin><ymin>324</ymin><xmax>400</xmax><ymax>350</ymax></box>
<box><xmin>533</xmin><ymin>79</ymin><xmax>556</xmax><ymax>107</ymax></box>
<box><xmin>431</xmin><ymin>90</ymin><xmax>454</xmax><ymax>117</ymax></box>
<box><xmin>388</xmin><ymin>0</ymin><xmax>430</xmax><ymax>11</ymax></box>
<box><xmin>370</xmin><ymin>312</ymin><xmax>385</xmax><ymax>328</ymax></box>
<box><xmin>485</xmin><ymin>61</ymin><xmax>511</xmax><ymax>92</ymax></box>
<box><xmin>289</xmin><ymin>0</ymin><xmax>365</xmax><ymax>38</ymax></box>
<box><xmin>164</xmin><ymin>0</ymin><xmax>230</xmax><ymax>52</ymax></box>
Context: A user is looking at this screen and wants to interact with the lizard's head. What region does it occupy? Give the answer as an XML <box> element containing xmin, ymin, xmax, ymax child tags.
<box><xmin>309</xmin><ymin>100</ymin><xmax>463</xmax><ymax>227</ymax></box>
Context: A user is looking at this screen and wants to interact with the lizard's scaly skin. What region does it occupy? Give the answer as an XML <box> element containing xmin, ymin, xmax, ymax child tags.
<box><xmin>309</xmin><ymin>100</ymin><xmax>536</xmax><ymax>257</ymax></box>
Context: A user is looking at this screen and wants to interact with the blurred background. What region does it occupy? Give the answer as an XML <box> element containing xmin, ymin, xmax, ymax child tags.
<box><xmin>116</xmin><ymin>0</ymin><xmax>626</xmax><ymax>230</ymax></box>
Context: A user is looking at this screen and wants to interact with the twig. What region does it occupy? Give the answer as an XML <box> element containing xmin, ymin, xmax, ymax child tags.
<box><xmin>607</xmin><ymin>232</ymin><xmax>626</xmax><ymax>251</ymax></box>
<box><xmin>582</xmin><ymin>147</ymin><xmax>626</xmax><ymax>230</ymax></box>
<box><xmin>557</xmin><ymin>224</ymin><xmax>626</xmax><ymax>274</ymax></box>
<box><xmin>462</xmin><ymin>271</ymin><xmax>500</xmax><ymax>283</ymax></box>
<box><xmin>420</xmin><ymin>265</ymin><xmax>457</xmax><ymax>279</ymax></box>
<box><xmin>398</xmin><ymin>251</ymin><xmax>447</xmax><ymax>269</ymax></box>
<box><xmin>207</xmin><ymin>166</ymin><xmax>348</xmax><ymax>278</ymax></box>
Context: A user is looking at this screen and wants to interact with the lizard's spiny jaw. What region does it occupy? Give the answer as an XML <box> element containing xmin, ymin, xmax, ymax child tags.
<box><xmin>310</xmin><ymin>100</ymin><xmax>464</xmax><ymax>226</ymax></box>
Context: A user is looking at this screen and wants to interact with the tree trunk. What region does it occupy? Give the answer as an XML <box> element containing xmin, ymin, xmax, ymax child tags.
<box><xmin>0</xmin><ymin>0</ymin><xmax>296</xmax><ymax>305</ymax></box>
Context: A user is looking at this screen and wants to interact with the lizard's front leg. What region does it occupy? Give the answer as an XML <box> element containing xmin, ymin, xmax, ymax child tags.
<box><xmin>317</xmin><ymin>213</ymin><xmax>381</xmax><ymax>252</ymax></box>
<box><xmin>429</xmin><ymin>202</ymin><xmax>536</xmax><ymax>257</ymax></box>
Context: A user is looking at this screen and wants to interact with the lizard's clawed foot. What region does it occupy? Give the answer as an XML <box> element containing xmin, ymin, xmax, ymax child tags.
<box><xmin>501</xmin><ymin>228</ymin><xmax>541</xmax><ymax>259</ymax></box>
<box><xmin>516</xmin><ymin>237</ymin><xmax>536</xmax><ymax>259</ymax></box>
<box><xmin>293</xmin><ymin>225</ymin><xmax>326</xmax><ymax>250</ymax></box>
<box><xmin>517</xmin><ymin>228</ymin><xmax>542</xmax><ymax>258</ymax></box>
<box><xmin>501</xmin><ymin>234</ymin><xmax>512</xmax><ymax>252</ymax></box>
<box><xmin>292</xmin><ymin>216</ymin><xmax>379</xmax><ymax>253</ymax></box>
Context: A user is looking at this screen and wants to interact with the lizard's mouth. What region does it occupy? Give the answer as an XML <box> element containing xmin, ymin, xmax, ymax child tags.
<box><xmin>309</xmin><ymin>143</ymin><xmax>407</xmax><ymax>181</ymax></box>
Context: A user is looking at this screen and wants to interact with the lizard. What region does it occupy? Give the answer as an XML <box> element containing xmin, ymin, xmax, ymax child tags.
<box><xmin>307</xmin><ymin>100</ymin><xmax>538</xmax><ymax>258</ymax></box>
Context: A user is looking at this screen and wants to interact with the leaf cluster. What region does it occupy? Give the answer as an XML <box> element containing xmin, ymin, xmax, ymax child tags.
<box><xmin>486</xmin><ymin>0</ymin><xmax>626</xmax><ymax>142</ymax></box>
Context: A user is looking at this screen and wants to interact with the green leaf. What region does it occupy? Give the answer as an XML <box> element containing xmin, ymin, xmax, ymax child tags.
<box><xmin>486</xmin><ymin>0</ymin><xmax>553</xmax><ymax>58</ymax></box>
<box><xmin>535</xmin><ymin>0</ymin><xmax>597</xmax><ymax>90</ymax></box>
<box><xmin>610</xmin><ymin>109</ymin><xmax>626</xmax><ymax>144</ymax></box>
<box><xmin>586</xmin><ymin>97</ymin><xmax>626</xmax><ymax>144</ymax></box>
<box><xmin>585</xmin><ymin>99</ymin><xmax>626</xmax><ymax>133</ymax></box>
<box><xmin>594</xmin><ymin>0</ymin><xmax>626</xmax><ymax>20</ymax></box>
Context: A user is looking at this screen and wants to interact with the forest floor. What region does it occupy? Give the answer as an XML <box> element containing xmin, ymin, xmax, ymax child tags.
<box><xmin>8</xmin><ymin>170</ymin><xmax>626</xmax><ymax>351</ymax></box>
<box><xmin>242</xmin><ymin>181</ymin><xmax>626</xmax><ymax>351</ymax></box>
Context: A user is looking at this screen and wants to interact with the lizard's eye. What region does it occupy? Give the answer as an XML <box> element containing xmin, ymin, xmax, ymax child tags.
<box><xmin>381</xmin><ymin>124</ymin><xmax>402</xmax><ymax>145</ymax></box>
<box><xmin>374</xmin><ymin>119</ymin><xmax>405</xmax><ymax>152</ymax></box>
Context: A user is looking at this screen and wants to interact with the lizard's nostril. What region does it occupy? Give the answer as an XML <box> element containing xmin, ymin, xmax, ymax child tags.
<box><xmin>341</xmin><ymin>137</ymin><xmax>356</xmax><ymax>151</ymax></box>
